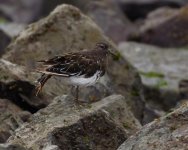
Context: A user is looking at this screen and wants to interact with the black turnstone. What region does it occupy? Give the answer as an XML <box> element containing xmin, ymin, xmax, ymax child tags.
<box><xmin>35</xmin><ymin>42</ymin><xmax>115</xmax><ymax>102</ymax></box>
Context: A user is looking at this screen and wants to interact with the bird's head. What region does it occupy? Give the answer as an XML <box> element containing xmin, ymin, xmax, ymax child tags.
<box><xmin>95</xmin><ymin>42</ymin><xmax>117</xmax><ymax>57</ymax></box>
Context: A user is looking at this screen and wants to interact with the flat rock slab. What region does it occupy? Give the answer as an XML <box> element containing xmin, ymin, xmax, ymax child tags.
<box><xmin>118</xmin><ymin>42</ymin><xmax>188</xmax><ymax>109</ymax></box>
<box><xmin>7</xmin><ymin>95</ymin><xmax>141</xmax><ymax>150</ymax></box>
<box><xmin>118</xmin><ymin>102</ymin><xmax>188</xmax><ymax>150</ymax></box>
<box><xmin>118</xmin><ymin>42</ymin><xmax>188</xmax><ymax>92</ymax></box>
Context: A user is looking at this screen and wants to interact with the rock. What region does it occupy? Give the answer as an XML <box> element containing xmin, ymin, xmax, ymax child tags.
<box><xmin>7</xmin><ymin>95</ymin><xmax>141</xmax><ymax>149</ymax></box>
<box><xmin>179</xmin><ymin>79</ymin><xmax>188</xmax><ymax>101</ymax></box>
<box><xmin>0</xmin><ymin>23</ymin><xmax>25</xmax><ymax>56</ymax></box>
<box><xmin>131</xmin><ymin>5</ymin><xmax>188</xmax><ymax>47</ymax></box>
<box><xmin>0</xmin><ymin>59</ymin><xmax>52</xmax><ymax>113</ymax></box>
<box><xmin>0</xmin><ymin>29</ymin><xmax>11</xmax><ymax>56</ymax></box>
<box><xmin>75</xmin><ymin>0</ymin><xmax>135</xmax><ymax>43</ymax></box>
<box><xmin>0</xmin><ymin>23</ymin><xmax>26</xmax><ymax>38</ymax></box>
<box><xmin>139</xmin><ymin>6</ymin><xmax>179</xmax><ymax>33</ymax></box>
<box><xmin>118</xmin><ymin>42</ymin><xmax>188</xmax><ymax>110</ymax></box>
<box><xmin>2</xmin><ymin>4</ymin><xmax>145</xmax><ymax>120</ymax></box>
<box><xmin>118</xmin><ymin>102</ymin><xmax>188</xmax><ymax>150</ymax></box>
<box><xmin>0</xmin><ymin>0</ymin><xmax>43</xmax><ymax>23</ymax></box>
<box><xmin>0</xmin><ymin>98</ymin><xmax>28</xmax><ymax>143</ymax></box>
<box><xmin>118</xmin><ymin>0</ymin><xmax>187</xmax><ymax>21</ymax></box>
<box><xmin>0</xmin><ymin>143</ymin><xmax>26</xmax><ymax>150</ymax></box>
<box><xmin>37</xmin><ymin>0</ymin><xmax>135</xmax><ymax>44</ymax></box>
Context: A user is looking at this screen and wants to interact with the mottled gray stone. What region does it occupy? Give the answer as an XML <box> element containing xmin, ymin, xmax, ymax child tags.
<box><xmin>7</xmin><ymin>95</ymin><xmax>141</xmax><ymax>150</ymax></box>
<box><xmin>118</xmin><ymin>42</ymin><xmax>188</xmax><ymax>109</ymax></box>
<box><xmin>118</xmin><ymin>102</ymin><xmax>188</xmax><ymax>150</ymax></box>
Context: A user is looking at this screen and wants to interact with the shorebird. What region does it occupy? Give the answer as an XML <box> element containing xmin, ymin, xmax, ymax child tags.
<box><xmin>35</xmin><ymin>42</ymin><xmax>115</xmax><ymax>102</ymax></box>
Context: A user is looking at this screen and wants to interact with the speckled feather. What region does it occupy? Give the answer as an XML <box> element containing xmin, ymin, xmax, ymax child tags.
<box><xmin>35</xmin><ymin>43</ymin><xmax>110</xmax><ymax>96</ymax></box>
<box><xmin>37</xmin><ymin>44</ymin><xmax>108</xmax><ymax>78</ymax></box>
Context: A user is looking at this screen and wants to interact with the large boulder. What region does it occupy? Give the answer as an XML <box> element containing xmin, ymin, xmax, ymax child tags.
<box><xmin>130</xmin><ymin>5</ymin><xmax>188</xmax><ymax>47</ymax></box>
<box><xmin>118</xmin><ymin>102</ymin><xmax>188</xmax><ymax>150</ymax></box>
<box><xmin>7</xmin><ymin>95</ymin><xmax>141</xmax><ymax>149</ymax></box>
<box><xmin>2</xmin><ymin>4</ymin><xmax>145</xmax><ymax>121</ymax></box>
<box><xmin>35</xmin><ymin>0</ymin><xmax>135</xmax><ymax>44</ymax></box>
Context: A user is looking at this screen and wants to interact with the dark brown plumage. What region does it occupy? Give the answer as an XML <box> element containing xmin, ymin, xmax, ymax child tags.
<box><xmin>35</xmin><ymin>42</ymin><xmax>112</xmax><ymax>102</ymax></box>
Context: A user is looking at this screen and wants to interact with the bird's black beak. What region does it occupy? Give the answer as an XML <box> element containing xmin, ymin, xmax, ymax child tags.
<box><xmin>108</xmin><ymin>48</ymin><xmax>121</xmax><ymax>61</ymax></box>
<box><xmin>108</xmin><ymin>48</ymin><xmax>116</xmax><ymax>56</ymax></box>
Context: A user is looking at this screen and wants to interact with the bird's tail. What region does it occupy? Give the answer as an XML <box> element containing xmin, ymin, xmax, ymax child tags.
<box><xmin>35</xmin><ymin>73</ymin><xmax>52</xmax><ymax>96</ymax></box>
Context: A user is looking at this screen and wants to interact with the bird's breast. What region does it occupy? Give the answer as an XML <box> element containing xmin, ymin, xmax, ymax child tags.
<box><xmin>69</xmin><ymin>70</ymin><xmax>103</xmax><ymax>86</ymax></box>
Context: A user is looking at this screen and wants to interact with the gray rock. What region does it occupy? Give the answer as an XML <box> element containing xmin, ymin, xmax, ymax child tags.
<box><xmin>118</xmin><ymin>102</ymin><xmax>188</xmax><ymax>150</ymax></box>
<box><xmin>0</xmin><ymin>143</ymin><xmax>26</xmax><ymax>150</ymax></box>
<box><xmin>118</xmin><ymin>0</ymin><xmax>188</xmax><ymax>21</ymax></box>
<box><xmin>118</xmin><ymin>0</ymin><xmax>188</xmax><ymax>6</ymax></box>
<box><xmin>118</xmin><ymin>42</ymin><xmax>188</xmax><ymax>110</ymax></box>
<box><xmin>0</xmin><ymin>30</ymin><xmax>10</xmax><ymax>56</ymax></box>
<box><xmin>0</xmin><ymin>0</ymin><xmax>43</xmax><ymax>23</ymax></box>
<box><xmin>2</xmin><ymin>4</ymin><xmax>145</xmax><ymax>120</ymax></box>
<box><xmin>139</xmin><ymin>7</ymin><xmax>179</xmax><ymax>33</ymax></box>
<box><xmin>36</xmin><ymin>0</ymin><xmax>135</xmax><ymax>44</ymax></box>
<box><xmin>0</xmin><ymin>59</ymin><xmax>51</xmax><ymax>113</ymax></box>
<box><xmin>75</xmin><ymin>0</ymin><xmax>135</xmax><ymax>43</ymax></box>
<box><xmin>179</xmin><ymin>79</ymin><xmax>188</xmax><ymax>101</ymax></box>
<box><xmin>0</xmin><ymin>23</ymin><xmax>26</xmax><ymax>38</ymax></box>
<box><xmin>131</xmin><ymin>5</ymin><xmax>188</xmax><ymax>47</ymax></box>
<box><xmin>0</xmin><ymin>98</ymin><xmax>29</xmax><ymax>143</ymax></box>
<box><xmin>7</xmin><ymin>95</ymin><xmax>141</xmax><ymax>149</ymax></box>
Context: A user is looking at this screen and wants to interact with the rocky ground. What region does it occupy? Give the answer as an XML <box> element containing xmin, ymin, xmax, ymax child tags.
<box><xmin>0</xmin><ymin>0</ymin><xmax>188</xmax><ymax>150</ymax></box>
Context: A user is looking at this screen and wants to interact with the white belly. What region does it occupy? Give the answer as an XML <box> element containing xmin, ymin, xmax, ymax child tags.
<box><xmin>69</xmin><ymin>71</ymin><xmax>102</xmax><ymax>86</ymax></box>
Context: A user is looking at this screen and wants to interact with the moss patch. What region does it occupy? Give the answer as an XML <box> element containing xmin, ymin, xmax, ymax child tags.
<box><xmin>140</xmin><ymin>71</ymin><xmax>165</xmax><ymax>78</ymax></box>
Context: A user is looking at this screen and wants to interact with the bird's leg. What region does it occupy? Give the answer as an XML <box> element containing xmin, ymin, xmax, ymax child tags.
<box><xmin>72</xmin><ymin>85</ymin><xmax>79</xmax><ymax>104</ymax></box>
<box><xmin>35</xmin><ymin>74</ymin><xmax>52</xmax><ymax>96</ymax></box>
<box><xmin>75</xmin><ymin>85</ymin><xmax>79</xmax><ymax>103</ymax></box>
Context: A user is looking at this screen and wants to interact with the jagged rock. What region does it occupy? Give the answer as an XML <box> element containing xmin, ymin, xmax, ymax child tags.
<box><xmin>0</xmin><ymin>30</ymin><xmax>11</xmax><ymax>56</ymax></box>
<box><xmin>118</xmin><ymin>102</ymin><xmax>188</xmax><ymax>150</ymax></box>
<box><xmin>119</xmin><ymin>42</ymin><xmax>188</xmax><ymax>108</ymax></box>
<box><xmin>131</xmin><ymin>5</ymin><xmax>188</xmax><ymax>47</ymax></box>
<box><xmin>0</xmin><ymin>98</ymin><xmax>31</xmax><ymax>143</ymax></box>
<box><xmin>7</xmin><ymin>95</ymin><xmax>141</xmax><ymax>150</ymax></box>
<box><xmin>0</xmin><ymin>0</ymin><xmax>43</xmax><ymax>23</ymax></box>
<box><xmin>2</xmin><ymin>4</ymin><xmax>145</xmax><ymax>120</ymax></box>
<box><xmin>36</xmin><ymin>0</ymin><xmax>135</xmax><ymax>43</ymax></box>
<box><xmin>0</xmin><ymin>59</ymin><xmax>51</xmax><ymax>113</ymax></box>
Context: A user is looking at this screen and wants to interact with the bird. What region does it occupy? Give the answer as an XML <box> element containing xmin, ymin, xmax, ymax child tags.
<box><xmin>35</xmin><ymin>42</ymin><xmax>115</xmax><ymax>103</ymax></box>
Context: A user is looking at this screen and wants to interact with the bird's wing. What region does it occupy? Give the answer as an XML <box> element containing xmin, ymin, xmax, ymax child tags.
<box><xmin>36</xmin><ymin>53</ymin><xmax>100</xmax><ymax>77</ymax></box>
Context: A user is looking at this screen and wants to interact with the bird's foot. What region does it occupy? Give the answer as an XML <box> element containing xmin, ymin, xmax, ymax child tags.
<box><xmin>74</xmin><ymin>99</ymin><xmax>88</xmax><ymax>106</ymax></box>
<box><xmin>35</xmin><ymin>83</ymin><xmax>42</xmax><ymax>96</ymax></box>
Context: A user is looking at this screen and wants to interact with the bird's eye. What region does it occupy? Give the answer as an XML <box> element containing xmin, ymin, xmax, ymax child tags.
<box><xmin>100</xmin><ymin>44</ymin><xmax>105</xmax><ymax>49</ymax></box>
<box><xmin>98</xmin><ymin>43</ymin><xmax>108</xmax><ymax>49</ymax></box>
